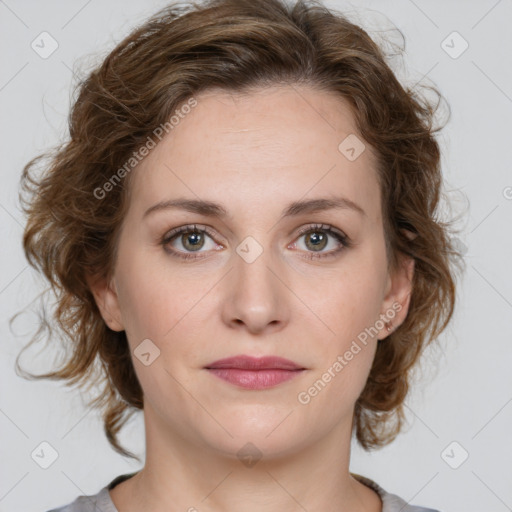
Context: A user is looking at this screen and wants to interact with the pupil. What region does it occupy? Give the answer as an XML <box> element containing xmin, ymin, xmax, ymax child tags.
<box><xmin>184</xmin><ymin>232</ymin><xmax>203</xmax><ymax>251</ymax></box>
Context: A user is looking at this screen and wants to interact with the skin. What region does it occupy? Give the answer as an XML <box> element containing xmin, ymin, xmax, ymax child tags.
<box><xmin>88</xmin><ymin>84</ymin><xmax>414</xmax><ymax>512</ymax></box>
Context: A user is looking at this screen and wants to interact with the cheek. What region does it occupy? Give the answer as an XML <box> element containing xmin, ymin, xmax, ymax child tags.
<box><xmin>115</xmin><ymin>245</ymin><xmax>218</xmax><ymax>356</ymax></box>
<box><xmin>296</xmin><ymin>274</ymin><xmax>382</xmax><ymax>416</ymax></box>
<box><xmin>114</xmin><ymin>244</ymin><xmax>178</xmax><ymax>341</ymax></box>
<box><xmin>304</xmin><ymin>266</ymin><xmax>385</xmax><ymax>346</ymax></box>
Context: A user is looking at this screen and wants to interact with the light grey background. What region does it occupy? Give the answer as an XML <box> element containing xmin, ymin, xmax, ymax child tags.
<box><xmin>1</xmin><ymin>1</ymin><xmax>511</xmax><ymax>511</ymax></box>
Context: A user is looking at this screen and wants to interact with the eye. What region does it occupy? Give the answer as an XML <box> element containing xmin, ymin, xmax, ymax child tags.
<box><xmin>161</xmin><ymin>224</ymin><xmax>223</xmax><ymax>260</ymax></box>
<box><xmin>161</xmin><ymin>223</ymin><xmax>351</xmax><ymax>261</ymax></box>
<box><xmin>290</xmin><ymin>223</ymin><xmax>350</xmax><ymax>260</ymax></box>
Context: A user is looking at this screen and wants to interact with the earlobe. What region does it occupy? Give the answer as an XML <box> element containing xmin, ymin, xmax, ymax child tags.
<box><xmin>86</xmin><ymin>273</ymin><xmax>124</xmax><ymax>332</ymax></box>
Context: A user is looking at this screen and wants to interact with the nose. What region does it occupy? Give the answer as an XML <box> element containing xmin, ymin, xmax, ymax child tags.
<box><xmin>221</xmin><ymin>241</ymin><xmax>290</xmax><ymax>335</ymax></box>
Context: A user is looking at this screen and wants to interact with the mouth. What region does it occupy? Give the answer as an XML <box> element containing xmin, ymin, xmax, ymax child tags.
<box><xmin>204</xmin><ymin>355</ymin><xmax>306</xmax><ymax>390</ymax></box>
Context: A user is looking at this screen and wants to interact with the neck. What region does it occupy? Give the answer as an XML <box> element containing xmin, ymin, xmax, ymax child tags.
<box><xmin>110</xmin><ymin>403</ymin><xmax>382</xmax><ymax>512</ymax></box>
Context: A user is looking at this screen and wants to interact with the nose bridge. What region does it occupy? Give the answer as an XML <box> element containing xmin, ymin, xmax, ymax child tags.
<box><xmin>223</xmin><ymin>232</ymin><xmax>288</xmax><ymax>332</ymax></box>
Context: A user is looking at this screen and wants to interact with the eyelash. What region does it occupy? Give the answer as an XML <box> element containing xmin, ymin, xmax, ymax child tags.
<box><xmin>160</xmin><ymin>223</ymin><xmax>351</xmax><ymax>261</ymax></box>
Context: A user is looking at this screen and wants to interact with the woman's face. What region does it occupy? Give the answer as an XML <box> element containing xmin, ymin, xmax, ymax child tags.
<box><xmin>92</xmin><ymin>85</ymin><xmax>413</xmax><ymax>460</ymax></box>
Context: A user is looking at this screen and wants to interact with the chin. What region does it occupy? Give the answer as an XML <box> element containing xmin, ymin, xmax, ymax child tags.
<box><xmin>207</xmin><ymin>433</ymin><xmax>303</xmax><ymax>465</ymax></box>
<box><xmin>200</xmin><ymin>411</ymin><xmax>309</xmax><ymax>461</ymax></box>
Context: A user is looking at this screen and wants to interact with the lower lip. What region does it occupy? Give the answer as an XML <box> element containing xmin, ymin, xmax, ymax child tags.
<box><xmin>206</xmin><ymin>368</ymin><xmax>305</xmax><ymax>389</ymax></box>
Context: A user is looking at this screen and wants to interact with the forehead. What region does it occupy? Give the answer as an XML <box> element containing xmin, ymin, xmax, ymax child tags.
<box><xmin>129</xmin><ymin>85</ymin><xmax>381</xmax><ymax>224</ymax></box>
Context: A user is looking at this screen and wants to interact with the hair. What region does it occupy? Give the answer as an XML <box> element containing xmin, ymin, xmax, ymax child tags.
<box><xmin>14</xmin><ymin>0</ymin><xmax>464</xmax><ymax>462</ymax></box>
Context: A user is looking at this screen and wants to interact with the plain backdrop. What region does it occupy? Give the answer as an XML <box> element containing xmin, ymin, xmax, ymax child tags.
<box><xmin>1</xmin><ymin>1</ymin><xmax>511</xmax><ymax>511</ymax></box>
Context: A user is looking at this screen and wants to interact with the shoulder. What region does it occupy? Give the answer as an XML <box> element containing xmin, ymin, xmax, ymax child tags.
<box><xmin>351</xmin><ymin>473</ymin><xmax>442</xmax><ymax>512</ymax></box>
<box><xmin>43</xmin><ymin>472</ymin><xmax>137</xmax><ymax>512</ymax></box>
<box><xmin>43</xmin><ymin>487</ymin><xmax>114</xmax><ymax>512</ymax></box>
<box><xmin>43</xmin><ymin>488</ymin><xmax>111</xmax><ymax>512</ymax></box>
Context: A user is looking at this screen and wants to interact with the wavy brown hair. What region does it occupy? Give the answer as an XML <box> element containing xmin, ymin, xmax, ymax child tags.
<box><xmin>14</xmin><ymin>0</ymin><xmax>464</xmax><ymax>461</ymax></box>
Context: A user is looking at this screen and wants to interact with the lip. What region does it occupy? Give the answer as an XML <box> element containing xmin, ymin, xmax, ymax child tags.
<box><xmin>205</xmin><ymin>355</ymin><xmax>304</xmax><ymax>371</ymax></box>
<box><xmin>205</xmin><ymin>355</ymin><xmax>306</xmax><ymax>390</ymax></box>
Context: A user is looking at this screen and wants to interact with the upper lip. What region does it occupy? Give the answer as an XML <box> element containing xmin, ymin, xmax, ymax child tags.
<box><xmin>205</xmin><ymin>355</ymin><xmax>305</xmax><ymax>370</ymax></box>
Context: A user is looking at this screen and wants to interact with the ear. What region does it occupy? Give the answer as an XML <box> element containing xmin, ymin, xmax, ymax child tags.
<box><xmin>86</xmin><ymin>273</ymin><xmax>124</xmax><ymax>332</ymax></box>
<box><xmin>378</xmin><ymin>252</ymin><xmax>415</xmax><ymax>340</ymax></box>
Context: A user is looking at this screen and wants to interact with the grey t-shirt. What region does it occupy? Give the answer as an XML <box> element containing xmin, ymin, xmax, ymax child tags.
<box><xmin>45</xmin><ymin>472</ymin><xmax>441</xmax><ymax>512</ymax></box>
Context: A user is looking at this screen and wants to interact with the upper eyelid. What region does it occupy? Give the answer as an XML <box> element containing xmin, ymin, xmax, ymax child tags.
<box><xmin>163</xmin><ymin>224</ymin><xmax>219</xmax><ymax>242</ymax></box>
<box><xmin>295</xmin><ymin>223</ymin><xmax>347</xmax><ymax>238</ymax></box>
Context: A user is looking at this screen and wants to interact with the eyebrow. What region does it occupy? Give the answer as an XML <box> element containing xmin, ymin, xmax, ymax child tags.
<box><xmin>143</xmin><ymin>196</ymin><xmax>366</xmax><ymax>220</ymax></box>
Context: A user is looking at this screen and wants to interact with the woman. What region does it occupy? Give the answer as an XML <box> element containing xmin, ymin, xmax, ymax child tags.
<box><xmin>17</xmin><ymin>0</ymin><xmax>462</xmax><ymax>510</ymax></box>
